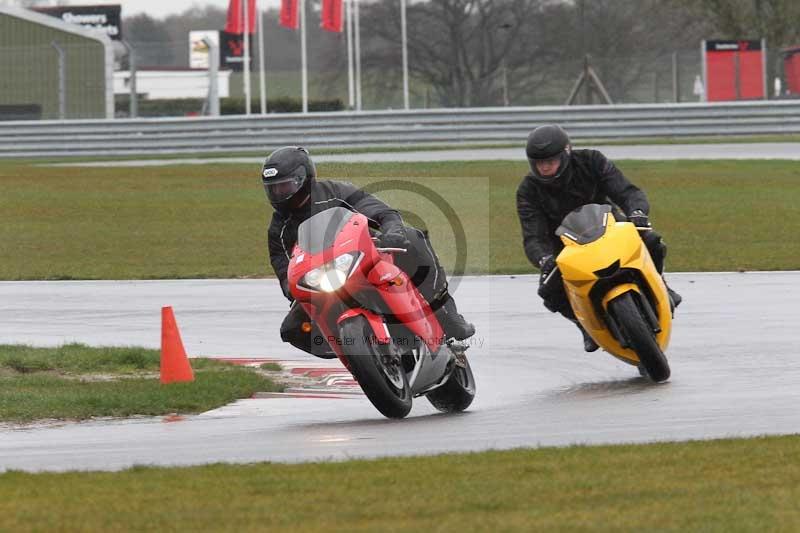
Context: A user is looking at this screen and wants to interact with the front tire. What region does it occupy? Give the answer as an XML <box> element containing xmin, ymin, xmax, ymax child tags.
<box><xmin>608</xmin><ymin>292</ymin><xmax>671</xmax><ymax>383</ymax></box>
<box><xmin>339</xmin><ymin>316</ymin><xmax>412</xmax><ymax>419</ymax></box>
<box><xmin>426</xmin><ymin>350</ymin><xmax>476</xmax><ymax>413</ymax></box>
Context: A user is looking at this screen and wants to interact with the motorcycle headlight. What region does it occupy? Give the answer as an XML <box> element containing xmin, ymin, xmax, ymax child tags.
<box><xmin>303</xmin><ymin>267</ymin><xmax>324</xmax><ymax>288</ymax></box>
<box><xmin>319</xmin><ymin>269</ymin><xmax>347</xmax><ymax>292</ymax></box>
<box><xmin>334</xmin><ymin>252</ymin><xmax>355</xmax><ymax>272</ymax></box>
<box><xmin>301</xmin><ymin>252</ymin><xmax>361</xmax><ymax>292</ymax></box>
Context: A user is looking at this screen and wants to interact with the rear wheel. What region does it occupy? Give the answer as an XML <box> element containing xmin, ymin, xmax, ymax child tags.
<box><xmin>608</xmin><ymin>292</ymin><xmax>671</xmax><ymax>383</ymax></box>
<box><xmin>426</xmin><ymin>348</ymin><xmax>476</xmax><ymax>413</ymax></box>
<box><xmin>339</xmin><ymin>316</ymin><xmax>412</xmax><ymax>419</ymax></box>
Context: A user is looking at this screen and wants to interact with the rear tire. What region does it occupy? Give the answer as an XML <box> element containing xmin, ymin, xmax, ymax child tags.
<box><xmin>608</xmin><ymin>292</ymin><xmax>671</xmax><ymax>383</ymax></box>
<box><xmin>339</xmin><ymin>316</ymin><xmax>412</xmax><ymax>419</ymax></box>
<box><xmin>426</xmin><ymin>352</ymin><xmax>476</xmax><ymax>413</ymax></box>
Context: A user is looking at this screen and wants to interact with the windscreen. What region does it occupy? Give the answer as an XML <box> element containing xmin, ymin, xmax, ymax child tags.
<box><xmin>555</xmin><ymin>204</ymin><xmax>612</xmax><ymax>245</ymax></box>
<box><xmin>296</xmin><ymin>207</ymin><xmax>354</xmax><ymax>255</ymax></box>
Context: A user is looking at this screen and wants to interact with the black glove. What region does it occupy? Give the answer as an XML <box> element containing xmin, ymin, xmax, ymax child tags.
<box><xmin>280</xmin><ymin>278</ymin><xmax>294</xmax><ymax>302</ymax></box>
<box><xmin>538</xmin><ymin>254</ymin><xmax>556</xmax><ymax>287</ymax></box>
<box><xmin>628</xmin><ymin>209</ymin><xmax>651</xmax><ymax>229</ymax></box>
<box><xmin>378</xmin><ymin>226</ymin><xmax>410</xmax><ymax>249</ymax></box>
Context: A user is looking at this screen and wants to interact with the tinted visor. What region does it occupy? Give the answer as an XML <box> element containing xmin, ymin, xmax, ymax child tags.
<box><xmin>529</xmin><ymin>150</ymin><xmax>570</xmax><ymax>184</ymax></box>
<box><xmin>263</xmin><ymin>166</ymin><xmax>307</xmax><ymax>203</ymax></box>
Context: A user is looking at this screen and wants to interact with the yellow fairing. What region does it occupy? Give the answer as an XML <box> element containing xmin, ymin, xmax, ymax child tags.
<box><xmin>557</xmin><ymin>219</ymin><xmax>672</xmax><ymax>365</ymax></box>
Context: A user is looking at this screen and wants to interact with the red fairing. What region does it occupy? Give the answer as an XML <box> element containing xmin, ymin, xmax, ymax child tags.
<box><xmin>287</xmin><ymin>212</ymin><xmax>444</xmax><ymax>364</ymax></box>
<box><xmin>337</xmin><ymin>308</ymin><xmax>390</xmax><ymax>343</ymax></box>
<box><xmin>365</xmin><ymin>260</ymin><xmax>444</xmax><ymax>352</ymax></box>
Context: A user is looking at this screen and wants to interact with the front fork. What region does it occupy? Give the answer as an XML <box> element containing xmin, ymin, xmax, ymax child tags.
<box><xmin>336</xmin><ymin>307</ymin><xmax>457</xmax><ymax>393</ymax></box>
<box><xmin>601</xmin><ymin>283</ymin><xmax>661</xmax><ymax>348</ymax></box>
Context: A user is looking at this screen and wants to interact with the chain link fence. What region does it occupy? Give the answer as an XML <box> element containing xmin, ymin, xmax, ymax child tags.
<box><xmin>0</xmin><ymin>37</ymin><xmax>773</xmax><ymax>120</ymax></box>
<box><xmin>0</xmin><ymin>41</ymin><xmax>107</xmax><ymax>120</ymax></box>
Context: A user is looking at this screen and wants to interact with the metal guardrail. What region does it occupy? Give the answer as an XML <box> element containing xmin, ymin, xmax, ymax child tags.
<box><xmin>0</xmin><ymin>101</ymin><xmax>798</xmax><ymax>158</ymax></box>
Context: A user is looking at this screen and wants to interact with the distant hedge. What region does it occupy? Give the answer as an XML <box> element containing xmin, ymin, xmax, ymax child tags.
<box><xmin>114</xmin><ymin>97</ymin><xmax>344</xmax><ymax>117</ymax></box>
<box><xmin>222</xmin><ymin>97</ymin><xmax>344</xmax><ymax>114</ymax></box>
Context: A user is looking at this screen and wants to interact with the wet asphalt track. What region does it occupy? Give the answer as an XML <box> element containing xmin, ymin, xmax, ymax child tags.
<box><xmin>1</xmin><ymin>272</ymin><xmax>799</xmax><ymax>472</ymax></box>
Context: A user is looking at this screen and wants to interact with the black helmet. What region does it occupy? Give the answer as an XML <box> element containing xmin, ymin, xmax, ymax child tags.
<box><xmin>526</xmin><ymin>125</ymin><xmax>572</xmax><ymax>185</ymax></box>
<box><xmin>261</xmin><ymin>146</ymin><xmax>316</xmax><ymax>213</ymax></box>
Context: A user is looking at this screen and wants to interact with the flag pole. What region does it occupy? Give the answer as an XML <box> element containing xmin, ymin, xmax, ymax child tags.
<box><xmin>354</xmin><ymin>0</ymin><xmax>362</xmax><ymax>111</ymax></box>
<box><xmin>258</xmin><ymin>7</ymin><xmax>267</xmax><ymax>114</ymax></box>
<box><xmin>301</xmin><ymin>0</ymin><xmax>308</xmax><ymax>113</ymax></box>
<box><xmin>243</xmin><ymin>0</ymin><xmax>251</xmax><ymax>115</ymax></box>
<box><xmin>346</xmin><ymin>0</ymin><xmax>354</xmax><ymax>109</ymax></box>
<box><xmin>401</xmin><ymin>0</ymin><xmax>409</xmax><ymax>110</ymax></box>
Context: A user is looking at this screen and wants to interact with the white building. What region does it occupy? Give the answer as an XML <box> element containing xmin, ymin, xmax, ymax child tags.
<box><xmin>114</xmin><ymin>69</ymin><xmax>231</xmax><ymax>100</ymax></box>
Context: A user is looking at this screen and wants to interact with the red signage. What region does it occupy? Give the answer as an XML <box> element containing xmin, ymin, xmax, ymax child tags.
<box><xmin>703</xmin><ymin>40</ymin><xmax>766</xmax><ymax>101</ymax></box>
<box><xmin>782</xmin><ymin>46</ymin><xmax>800</xmax><ymax>95</ymax></box>
<box><xmin>221</xmin><ymin>31</ymin><xmax>254</xmax><ymax>71</ymax></box>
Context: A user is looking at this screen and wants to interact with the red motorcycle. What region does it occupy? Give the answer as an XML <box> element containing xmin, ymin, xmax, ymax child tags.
<box><xmin>287</xmin><ymin>206</ymin><xmax>476</xmax><ymax>418</ymax></box>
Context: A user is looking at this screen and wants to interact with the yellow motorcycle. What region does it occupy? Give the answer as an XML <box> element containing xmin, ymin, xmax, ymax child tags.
<box><xmin>553</xmin><ymin>204</ymin><xmax>672</xmax><ymax>382</ymax></box>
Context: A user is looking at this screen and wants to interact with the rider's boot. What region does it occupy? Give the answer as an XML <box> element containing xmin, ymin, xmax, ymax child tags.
<box><xmin>572</xmin><ymin>320</ymin><xmax>599</xmax><ymax>352</ymax></box>
<box><xmin>434</xmin><ymin>291</ymin><xmax>475</xmax><ymax>341</ymax></box>
<box><xmin>663</xmin><ymin>277</ymin><xmax>682</xmax><ymax>312</ymax></box>
<box><xmin>667</xmin><ymin>286</ymin><xmax>682</xmax><ymax>311</ymax></box>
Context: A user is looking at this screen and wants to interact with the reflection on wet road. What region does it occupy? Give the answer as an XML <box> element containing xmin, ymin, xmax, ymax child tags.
<box><xmin>1</xmin><ymin>272</ymin><xmax>799</xmax><ymax>472</ymax></box>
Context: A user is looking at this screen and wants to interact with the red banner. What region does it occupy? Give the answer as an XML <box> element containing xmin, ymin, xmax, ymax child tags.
<box><xmin>280</xmin><ymin>0</ymin><xmax>300</xmax><ymax>30</ymax></box>
<box><xmin>224</xmin><ymin>0</ymin><xmax>257</xmax><ymax>34</ymax></box>
<box><xmin>321</xmin><ymin>0</ymin><xmax>343</xmax><ymax>33</ymax></box>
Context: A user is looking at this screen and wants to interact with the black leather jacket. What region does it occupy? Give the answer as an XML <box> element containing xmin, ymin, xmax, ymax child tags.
<box><xmin>516</xmin><ymin>148</ymin><xmax>649</xmax><ymax>266</ymax></box>
<box><xmin>268</xmin><ymin>179</ymin><xmax>402</xmax><ymax>291</ymax></box>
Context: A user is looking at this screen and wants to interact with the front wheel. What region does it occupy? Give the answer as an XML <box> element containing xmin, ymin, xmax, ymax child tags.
<box><xmin>339</xmin><ymin>316</ymin><xmax>412</xmax><ymax>419</ymax></box>
<box><xmin>608</xmin><ymin>292</ymin><xmax>671</xmax><ymax>383</ymax></box>
<box><xmin>426</xmin><ymin>348</ymin><xmax>476</xmax><ymax>413</ymax></box>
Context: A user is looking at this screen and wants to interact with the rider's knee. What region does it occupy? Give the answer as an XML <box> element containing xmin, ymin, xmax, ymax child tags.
<box><xmin>542</xmin><ymin>297</ymin><xmax>560</xmax><ymax>314</ymax></box>
<box><xmin>540</xmin><ymin>291</ymin><xmax>571</xmax><ymax>316</ymax></box>
<box><xmin>641</xmin><ymin>229</ymin><xmax>665</xmax><ymax>249</ymax></box>
<box><xmin>280</xmin><ymin>327</ymin><xmax>296</xmax><ymax>343</ymax></box>
<box><xmin>279</xmin><ymin>318</ymin><xmax>295</xmax><ymax>341</ymax></box>
<box><xmin>641</xmin><ymin>230</ymin><xmax>667</xmax><ymax>271</ymax></box>
<box><xmin>280</xmin><ymin>313</ymin><xmax>305</xmax><ymax>344</ymax></box>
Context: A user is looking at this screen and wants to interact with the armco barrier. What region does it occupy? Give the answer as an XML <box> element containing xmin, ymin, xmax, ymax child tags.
<box><xmin>0</xmin><ymin>101</ymin><xmax>798</xmax><ymax>158</ymax></box>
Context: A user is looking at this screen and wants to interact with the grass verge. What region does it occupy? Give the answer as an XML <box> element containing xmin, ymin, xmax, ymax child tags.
<box><xmin>0</xmin><ymin>344</ymin><xmax>281</xmax><ymax>423</ymax></box>
<box><xmin>1</xmin><ymin>159</ymin><xmax>799</xmax><ymax>278</ymax></box>
<box><xmin>1</xmin><ymin>435</ymin><xmax>799</xmax><ymax>531</ymax></box>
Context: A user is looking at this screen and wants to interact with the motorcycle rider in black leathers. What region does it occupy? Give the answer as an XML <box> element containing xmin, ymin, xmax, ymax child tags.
<box><xmin>516</xmin><ymin>125</ymin><xmax>682</xmax><ymax>352</ymax></box>
<box><xmin>264</xmin><ymin>146</ymin><xmax>475</xmax><ymax>358</ymax></box>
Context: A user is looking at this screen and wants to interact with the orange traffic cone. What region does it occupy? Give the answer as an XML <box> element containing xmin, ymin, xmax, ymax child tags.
<box><xmin>160</xmin><ymin>306</ymin><xmax>194</xmax><ymax>384</ymax></box>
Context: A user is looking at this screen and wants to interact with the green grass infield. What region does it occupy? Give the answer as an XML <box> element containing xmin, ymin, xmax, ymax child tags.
<box><xmin>0</xmin><ymin>344</ymin><xmax>280</xmax><ymax>423</ymax></box>
<box><xmin>1</xmin><ymin>435</ymin><xmax>799</xmax><ymax>531</ymax></box>
<box><xmin>1</xmin><ymin>159</ymin><xmax>799</xmax><ymax>279</ymax></box>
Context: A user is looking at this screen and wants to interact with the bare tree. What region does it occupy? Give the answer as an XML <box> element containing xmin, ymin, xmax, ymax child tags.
<box><xmin>361</xmin><ymin>0</ymin><xmax>548</xmax><ymax>107</ymax></box>
<box><xmin>669</xmin><ymin>0</ymin><xmax>800</xmax><ymax>44</ymax></box>
<box><xmin>567</xmin><ymin>0</ymin><xmax>705</xmax><ymax>103</ymax></box>
<box><xmin>358</xmin><ymin>0</ymin><xmax>704</xmax><ymax>107</ymax></box>
<box><xmin>668</xmin><ymin>0</ymin><xmax>800</xmax><ymax>87</ymax></box>
<box><xmin>125</xmin><ymin>13</ymin><xmax>176</xmax><ymax>67</ymax></box>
